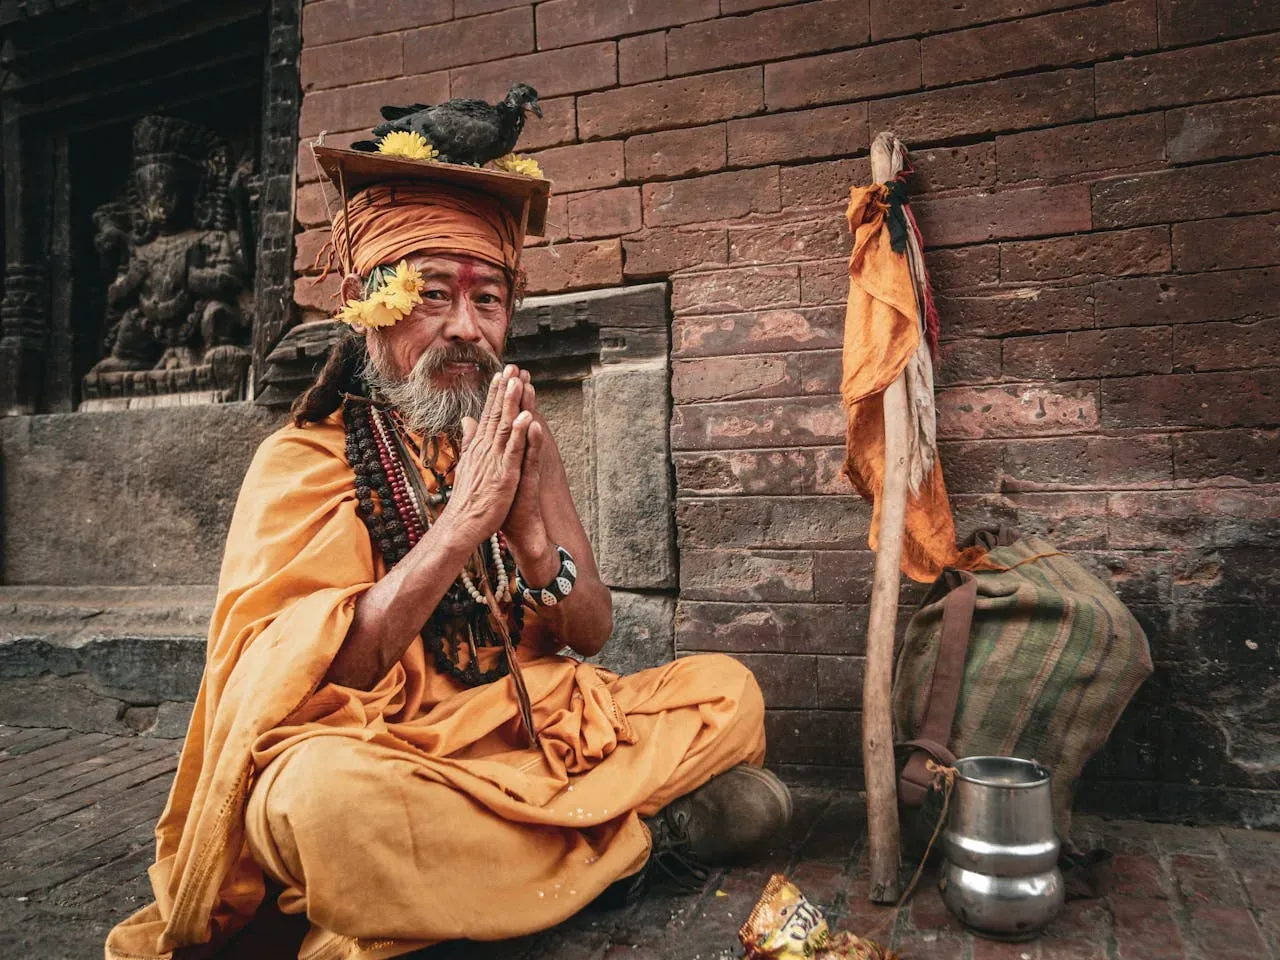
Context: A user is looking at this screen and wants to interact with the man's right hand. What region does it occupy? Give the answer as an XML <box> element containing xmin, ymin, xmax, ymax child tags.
<box><xmin>441</xmin><ymin>366</ymin><xmax>532</xmax><ymax>545</ymax></box>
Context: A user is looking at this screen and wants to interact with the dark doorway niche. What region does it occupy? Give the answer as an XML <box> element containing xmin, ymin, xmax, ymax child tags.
<box><xmin>0</xmin><ymin>0</ymin><xmax>301</xmax><ymax>414</ymax></box>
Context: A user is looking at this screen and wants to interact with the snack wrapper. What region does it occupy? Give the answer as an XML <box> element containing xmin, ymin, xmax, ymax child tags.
<box><xmin>739</xmin><ymin>874</ymin><xmax>830</xmax><ymax>958</ymax></box>
<box><xmin>738</xmin><ymin>874</ymin><xmax>901</xmax><ymax>960</ymax></box>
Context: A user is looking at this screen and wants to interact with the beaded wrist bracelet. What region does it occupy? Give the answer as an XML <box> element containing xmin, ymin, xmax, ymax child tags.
<box><xmin>515</xmin><ymin>545</ymin><xmax>578</xmax><ymax>607</ymax></box>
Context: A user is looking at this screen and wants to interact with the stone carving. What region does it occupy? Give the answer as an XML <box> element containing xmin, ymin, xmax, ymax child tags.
<box><xmin>81</xmin><ymin>116</ymin><xmax>256</xmax><ymax>410</ymax></box>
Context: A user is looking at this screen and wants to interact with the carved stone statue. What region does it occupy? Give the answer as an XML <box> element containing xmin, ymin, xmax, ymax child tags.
<box><xmin>82</xmin><ymin>115</ymin><xmax>255</xmax><ymax>409</ymax></box>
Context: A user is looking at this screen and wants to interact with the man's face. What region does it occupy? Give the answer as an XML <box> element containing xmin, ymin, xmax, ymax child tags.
<box><xmin>366</xmin><ymin>253</ymin><xmax>511</xmax><ymax>384</ymax></box>
<box><xmin>363</xmin><ymin>253</ymin><xmax>512</xmax><ymax>438</ymax></box>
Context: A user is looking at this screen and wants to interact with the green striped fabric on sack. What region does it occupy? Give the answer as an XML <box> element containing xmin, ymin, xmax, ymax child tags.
<box><xmin>893</xmin><ymin>531</ymin><xmax>1153</xmax><ymax>838</ymax></box>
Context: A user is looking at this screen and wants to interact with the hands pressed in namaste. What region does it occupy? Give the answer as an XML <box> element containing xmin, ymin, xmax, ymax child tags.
<box><xmin>448</xmin><ymin>365</ymin><xmax>555</xmax><ymax>582</ymax></box>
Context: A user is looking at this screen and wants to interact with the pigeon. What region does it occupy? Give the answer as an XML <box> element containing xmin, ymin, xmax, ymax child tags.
<box><xmin>352</xmin><ymin>83</ymin><xmax>543</xmax><ymax>167</ymax></box>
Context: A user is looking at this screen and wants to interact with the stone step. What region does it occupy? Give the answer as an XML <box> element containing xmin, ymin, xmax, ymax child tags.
<box><xmin>0</xmin><ymin>586</ymin><xmax>212</xmax><ymax>738</ymax></box>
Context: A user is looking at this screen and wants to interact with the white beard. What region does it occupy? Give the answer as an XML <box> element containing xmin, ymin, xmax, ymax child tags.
<box><xmin>361</xmin><ymin>346</ymin><xmax>498</xmax><ymax>440</ymax></box>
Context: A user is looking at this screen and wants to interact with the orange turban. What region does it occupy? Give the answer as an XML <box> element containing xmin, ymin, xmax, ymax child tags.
<box><xmin>332</xmin><ymin>181</ymin><xmax>521</xmax><ymax>276</ymax></box>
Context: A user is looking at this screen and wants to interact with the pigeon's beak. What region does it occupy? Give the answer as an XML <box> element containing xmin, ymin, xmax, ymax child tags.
<box><xmin>531</xmin><ymin>102</ymin><xmax>543</xmax><ymax>119</ymax></box>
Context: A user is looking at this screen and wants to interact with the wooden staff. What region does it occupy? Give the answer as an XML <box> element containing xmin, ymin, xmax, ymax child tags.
<box><xmin>863</xmin><ymin>132</ymin><xmax>908</xmax><ymax>904</ymax></box>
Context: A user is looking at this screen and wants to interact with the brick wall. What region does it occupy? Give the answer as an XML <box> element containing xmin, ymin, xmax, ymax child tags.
<box><xmin>292</xmin><ymin>0</ymin><xmax>1280</xmax><ymax>822</ymax></box>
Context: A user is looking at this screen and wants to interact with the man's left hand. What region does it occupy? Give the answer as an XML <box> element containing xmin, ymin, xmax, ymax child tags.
<box><xmin>501</xmin><ymin>367</ymin><xmax>558</xmax><ymax>586</ymax></box>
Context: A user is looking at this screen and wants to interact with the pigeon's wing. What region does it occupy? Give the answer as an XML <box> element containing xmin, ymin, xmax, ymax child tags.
<box><xmin>350</xmin><ymin>140</ymin><xmax>379</xmax><ymax>152</ymax></box>
<box><xmin>418</xmin><ymin>100</ymin><xmax>502</xmax><ymax>164</ymax></box>
<box><xmin>370</xmin><ymin>118</ymin><xmax>412</xmax><ymax>139</ymax></box>
<box><xmin>379</xmin><ymin>103</ymin><xmax>429</xmax><ymax>121</ymax></box>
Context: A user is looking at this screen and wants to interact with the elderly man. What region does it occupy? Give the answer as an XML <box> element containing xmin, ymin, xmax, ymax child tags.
<box><xmin>106</xmin><ymin>150</ymin><xmax>789</xmax><ymax>960</ymax></box>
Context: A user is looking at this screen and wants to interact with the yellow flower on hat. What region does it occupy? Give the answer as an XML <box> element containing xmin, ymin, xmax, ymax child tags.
<box><xmin>492</xmin><ymin>153</ymin><xmax>543</xmax><ymax>178</ymax></box>
<box><xmin>377</xmin><ymin>130</ymin><xmax>440</xmax><ymax>162</ymax></box>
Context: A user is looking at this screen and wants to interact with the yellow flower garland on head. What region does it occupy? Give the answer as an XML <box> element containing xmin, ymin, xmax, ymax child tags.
<box><xmin>336</xmin><ymin>260</ymin><xmax>424</xmax><ymax>328</ymax></box>
<box><xmin>377</xmin><ymin>130</ymin><xmax>440</xmax><ymax>162</ymax></box>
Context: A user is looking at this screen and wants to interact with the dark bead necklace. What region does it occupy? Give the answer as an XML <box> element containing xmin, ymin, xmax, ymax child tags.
<box><xmin>342</xmin><ymin>397</ymin><xmax>523</xmax><ymax>687</ymax></box>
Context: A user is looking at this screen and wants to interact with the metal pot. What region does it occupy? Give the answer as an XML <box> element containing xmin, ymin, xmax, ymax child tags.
<box><xmin>939</xmin><ymin>756</ymin><xmax>1065</xmax><ymax>941</ymax></box>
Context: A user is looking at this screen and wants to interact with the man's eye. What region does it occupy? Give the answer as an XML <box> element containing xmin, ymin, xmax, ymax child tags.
<box><xmin>423</xmin><ymin>289</ymin><xmax>449</xmax><ymax>301</ymax></box>
<box><xmin>475</xmin><ymin>293</ymin><xmax>500</xmax><ymax>304</ymax></box>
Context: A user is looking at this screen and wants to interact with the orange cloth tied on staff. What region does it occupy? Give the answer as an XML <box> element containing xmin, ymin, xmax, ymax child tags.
<box><xmin>841</xmin><ymin>182</ymin><xmax>984</xmax><ymax>582</ymax></box>
<box><xmin>333</xmin><ymin>181</ymin><xmax>522</xmax><ymax>274</ymax></box>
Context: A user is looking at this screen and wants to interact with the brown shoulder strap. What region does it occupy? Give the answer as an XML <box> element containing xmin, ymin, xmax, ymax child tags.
<box><xmin>898</xmin><ymin>572</ymin><xmax>978</xmax><ymax>806</ymax></box>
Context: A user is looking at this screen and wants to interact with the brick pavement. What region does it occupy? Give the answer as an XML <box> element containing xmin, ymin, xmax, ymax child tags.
<box><xmin>2</xmin><ymin>725</ymin><xmax>1277</xmax><ymax>960</ymax></box>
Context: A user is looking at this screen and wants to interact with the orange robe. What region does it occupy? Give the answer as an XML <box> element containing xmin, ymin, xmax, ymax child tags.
<box><xmin>105</xmin><ymin>413</ymin><xmax>766</xmax><ymax>960</ymax></box>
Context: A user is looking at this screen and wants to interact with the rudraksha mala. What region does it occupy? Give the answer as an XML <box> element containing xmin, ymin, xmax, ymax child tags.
<box><xmin>343</xmin><ymin>396</ymin><xmax>523</xmax><ymax>687</ymax></box>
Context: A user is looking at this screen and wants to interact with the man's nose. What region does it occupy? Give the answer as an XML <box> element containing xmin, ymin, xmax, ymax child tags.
<box><xmin>441</xmin><ymin>298</ymin><xmax>483</xmax><ymax>342</ymax></box>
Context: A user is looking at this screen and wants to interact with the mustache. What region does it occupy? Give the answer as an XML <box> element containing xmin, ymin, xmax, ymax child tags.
<box><xmin>412</xmin><ymin>342</ymin><xmax>502</xmax><ymax>382</ymax></box>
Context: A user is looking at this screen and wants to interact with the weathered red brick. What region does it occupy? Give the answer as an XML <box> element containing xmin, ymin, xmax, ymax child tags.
<box><xmin>799</xmin><ymin>258</ymin><xmax>848</xmax><ymax>306</ymax></box>
<box><xmin>868</xmin><ymin>68</ymin><xmax>1094</xmax><ymax>145</ymax></box>
<box><xmin>1003</xmin><ymin>436</ymin><xmax>1173</xmax><ymax>487</ymax></box>
<box><xmin>871</xmin><ymin>0</ymin><xmax>1084</xmax><ymax>40</ymax></box>
<box><xmin>779</xmin><ymin>157</ymin><xmax>871</xmax><ymax>210</ymax></box>
<box><xmin>666</xmin><ymin>0</ymin><xmax>869</xmax><ymax>77</ymax></box>
<box><xmin>1092</xmin><ymin>156</ymin><xmax>1280</xmax><ymax>228</ymax></box>
<box><xmin>763</xmin><ymin>39</ymin><xmax>919</xmax><ymax>111</ymax></box>
<box><xmin>937</xmin><ymin>440</ymin><xmax>1005</xmax><ymax>493</ymax></box>
<box><xmin>674</xmin><ymin>446</ymin><xmax>841</xmax><ymax>496</ymax></box>
<box><xmin>765</xmin><ymin>709</ymin><xmax>863</xmax><ymax>766</ymax></box>
<box><xmin>300</xmin><ymin>33</ymin><xmax>402</xmax><ymax>92</ymax></box>
<box><xmin>913</xmin><ymin>183</ymin><xmax>1092</xmax><ymax>247</ymax></box>
<box><xmin>294</xmin><ymin>272</ymin><xmax>341</xmax><ymax>313</ymax></box>
<box><xmin>1172</xmin><ymin>213</ymin><xmax>1280</xmax><ymax>272</ymax></box>
<box><xmin>1102</xmin><ymin>370</ymin><xmax>1280</xmax><ymax>429</ymax></box>
<box><xmin>1001</xmin><ymin>226</ymin><xmax>1171</xmax><ymax>283</ymax></box>
<box><xmin>1112</xmin><ymin>896</ymin><xmax>1189</xmax><ymax>960</ymax></box>
<box><xmin>302</xmin><ymin>0</ymin><xmax>450</xmax><ymax>47</ymax></box>
<box><xmin>925</xmin><ymin>245</ymin><xmax>1000</xmax><ymax>290</ymax></box>
<box><xmin>624</xmin><ymin>126</ymin><xmax>726</xmax><ymax>182</ymax></box>
<box><xmin>296</xmin><ymin>130</ymin><xmax>365</xmax><ymax>184</ymax></box>
<box><xmin>293</xmin><ymin>227</ymin><xmax>331</xmax><ymax>275</ymax></box>
<box><xmin>728</xmin><ymin>219</ymin><xmax>850</xmax><ymax>265</ymax></box>
<box><xmin>525</xmin><ymin>194</ymin><xmax>568</xmax><ymax>246</ymax></box>
<box><xmin>721</xmin><ymin>0</ymin><xmax>801</xmax><ymax>12</ymax></box>
<box><xmin>1185</xmin><ymin>905</ymin><xmax>1270</xmax><ymax>958</ymax></box>
<box><xmin>1003</xmin><ymin>328</ymin><xmax>1173</xmax><ymax>380</ymax></box>
<box><xmin>449</xmin><ymin>41</ymin><xmax>616</xmax><ymax>102</ymax></box>
<box><xmin>622</xmin><ymin>228</ymin><xmax>727</xmax><ymax>279</ymax></box>
<box><xmin>922</xmin><ymin>0</ymin><xmax>1156</xmax><ymax>87</ymax></box>
<box><xmin>300</xmin><ymin>72</ymin><xmax>450</xmax><ymax>136</ymax></box>
<box><xmin>679</xmin><ymin>549</ymin><xmax>814</xmax><ymax>601</ymax></box>
<box><xmin>677</xmin><ymin>495</ymin><xmax>867</xmax><ymax>549</ymax></box>
<box><xmin>453</xmin><ymin>0</ymin><xmax>527</xmax><ymax>15</ymax></box>
<box><xmin>1166</xmin><ymin>95</ymin><xmax>1280</xmax><ymax>164</ymax></box>
<box><xmin>517</xmin><ymin>96</ymin><xmax>576</xmax><ymax>151</ymax></box>
<box><xmin>996</xmin><ymin>115</ymin><xmax>1165</xmax><ymax>184</ymax></box>
<box><xmin>672</xmin><ymin>306</ymin><xmax>843</xmax><ymax>357</ymax></box>
<box><xmin>908</xmin><ymin>143</ymin><xmax>997</xmax><ymax>194</ymax></box>
<box><xmin>939</xmin><ymin>285</ymin><xmax>1094</xmax><ymax>338</ymax></box>
<box><xmin>618</xmin><ymin>31</ymin><xmax>666</xmax><ymax>86</ymax></box>
<box><xmin>670</xmin><ymin>395</ymin><xmax>845</xmax><ymax>450</ymax></box>
<box><xmin>676</xmin><ymin>600</ymin><xmax>864</xmax><ymax>655</ymax></box>
<box><xmin>643</xmin><ymin>166</ymin><xmax>780</xmax><ymax>228</ymax></box>
<box><xmin>671</xmin><ymin>264</ymin><xmax>799</xmax><ymax>315</ymax></box>
<box><xmin>565</xmin><ymin>187</ymin><xmax>641</xmax><ymax>240</ymax></box>
<box><xmin>935</xmin><ymin>338</ymin><xmax>1002</xmax><ymax>386</ymax></box>
<box><xmin>535</xmin><ymin>0</ymin><xmax>716</xmax><ymax>50</ymax></box>
<box><xmin>521</xmin><ymin>238</ymin><xmax>622</xmax><ymax>293</ymax></box>
<box><xmin>529</xmin><ymin>140</ymin><xmax>623</xmax><ymax>194</ymax></box>
<box><xmin>1095</xmin><ymin>34</ymin><xmax>1279</xmax><ymax>114</ymax></box>
<box><xmin>672</xmin><ymin>350</ymin><xmax>839</xmax><ymax>402</ymax></box>
<box><xmin>937</xmin><ymin>381</ymin><xmax>1101</xmax><ymax>439</ymax></box>
<box><xmin>1174</xmin><ymin>318</ymin><xmax>1280</xmax><ymax>373</ymax></box>
<box><xmin>1095</xmin><ymin>267</ymin><xmax>1276</xmax><ymax>327</ymax></box>
<box><xmin>1158</xmin><ymin>0</ymin><xmax>1280</xmax><ymax>46</ymax></box>
<box><xmin>1173</xmin><ymin>429</ymin><xmax>1280</xmax><ymax>483</ymax></box>
<box><xmin>953</xmin><ymin>491</ymin><xmax>1112</xmax><ymax>551</ymax></box>
<box><xmin>295</xmin><ymin>182</ymin><xmax>332</xmax><ymax>229</ymax></box>
<box><xmin>403</xmin><ymin>7</ymin><xmax>533</xmax><ymax>72</ymax></box>
<box><xmin>578</xmin><ymin>68</ymin><xmax>764</xmax><ymax>140</ymax></box>
<box><xmin>727</xmin><ymin>102</ymin><xmax>868</xmax><ymax>166</ymax></box>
